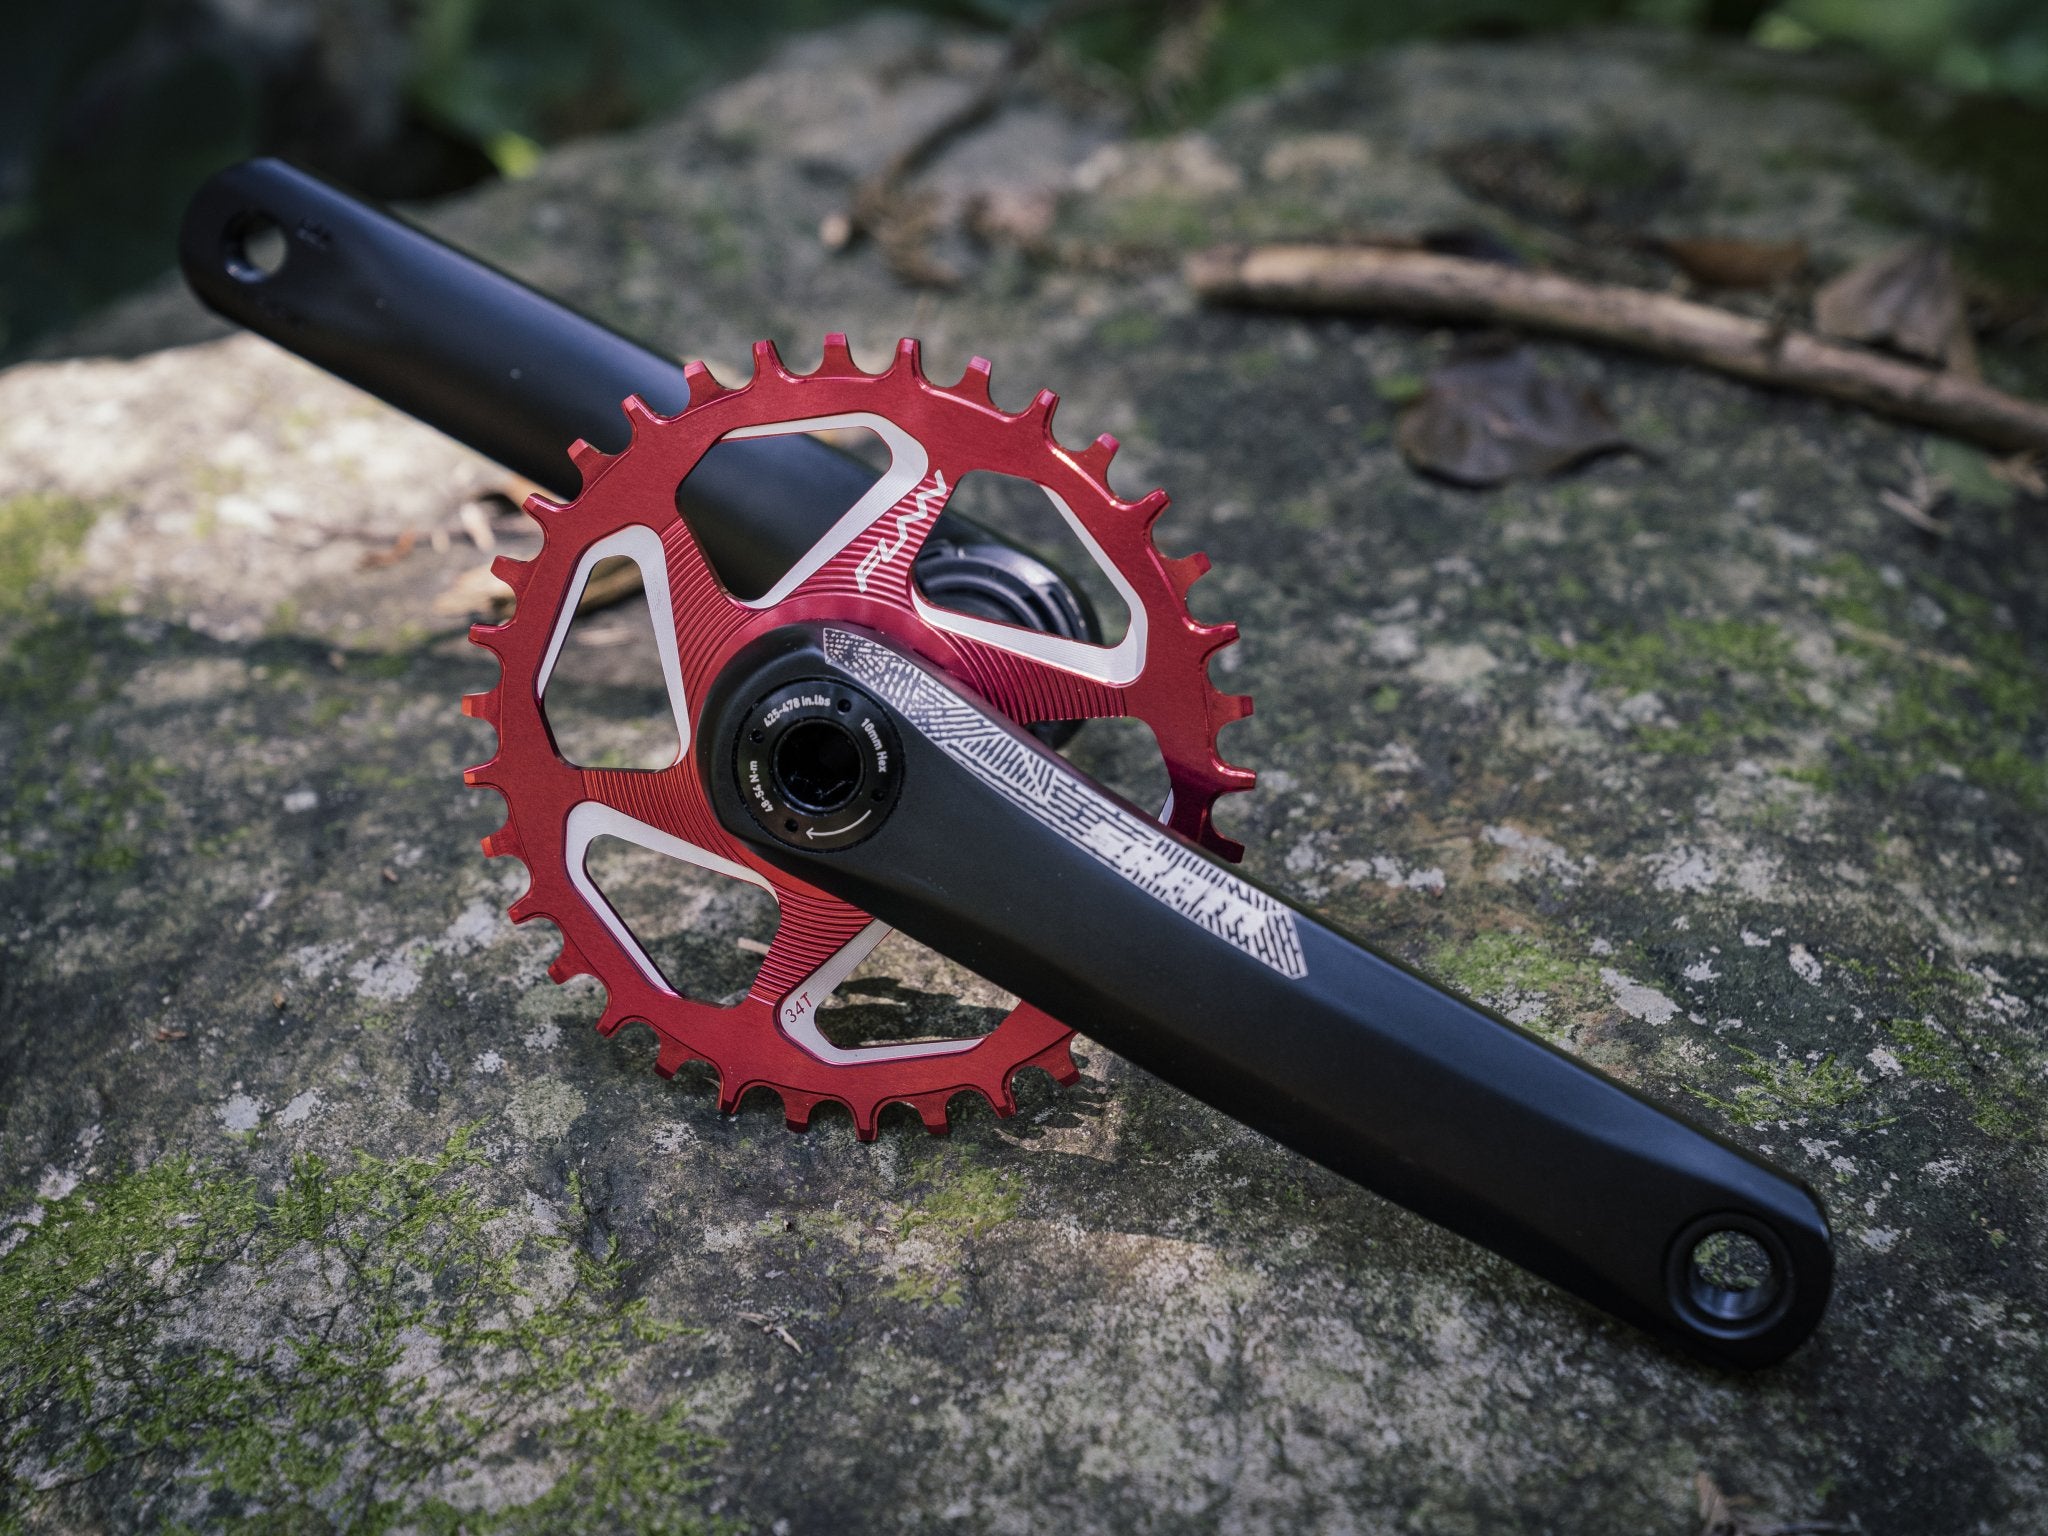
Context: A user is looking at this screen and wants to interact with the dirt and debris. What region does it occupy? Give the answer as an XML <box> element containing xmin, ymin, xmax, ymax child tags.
<box><xmin>1815</xmin><ymin>239</ymin><xmax>1977</xmax><ymax>374</ymax></box>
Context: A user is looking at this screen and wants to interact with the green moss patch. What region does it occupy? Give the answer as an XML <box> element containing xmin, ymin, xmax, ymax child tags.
<box><xmin>1821</xmin><ymin>555</ymin><xmax>2048</xmax><ymax>812</ymax></box>
<box><xmin>899</xmin><ymin>1156</ymin><xmax>1021</xmax><ymax>1244</ymax></box>
<box><xmin>1690</xmin><ymin>1044</ymin><xmax>1870</xmax><ymax>1128</ymax></box>
<box><xmin>1543</xmin><ymin>556</ymin><xmax>2046</xmax><ymax>812</ymax></box>
<box><xmin>1723</xmin><ymin>953</ymin><xmax>2048</xmax><ymax>1143</ymax></box>
<box><xmin>0</xmin><ymin>497</ymin><xmax>169</xmax><ymax>875</ymax></box>
<box><xmin>884</xmin><ymin>1152</ymin><xmax>1023</xmax><ymax>1309</ymax></box>
<box><xmin>0</xmin><ymin>493</ymin><xmax>95</xmax><ymax>621</ymax></box>
<box><xmin>1540</xmin><ymin>617</ymin><xmax>1814</xmax><ymax>755</ymax></box>
<box><xmin>1882</xmin><ymin>1014</ymin><xmax>2038</xmax><ymax>1141</ymax></box>
<box><xmin>0</xmin><ymin>1129</ymin><xmax>727</xmax><ymax>1535</ymax></box>
<box><xmin>0</xmin><ymin>617</ymin><xmax>166</xmax><ymax>877</ymax></box>
<box><xmin>1427</xmin><ymin>930</ymin><xmax>1607</xmax><ymax>1041</ymax></box>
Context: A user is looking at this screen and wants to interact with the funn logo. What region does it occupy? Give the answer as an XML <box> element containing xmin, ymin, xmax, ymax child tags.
<box><xmin>854</xmin><ymin>471</ymin><xmax>949</xmax><ymax>593</ymax></box>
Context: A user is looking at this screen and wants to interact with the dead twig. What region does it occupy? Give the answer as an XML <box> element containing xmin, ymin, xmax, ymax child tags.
<box><xmin>1696</xmin><ymin>1472</ymin><xmax>1850</xmax><ymax>1536</ymax></box>
<box><xmin>1878</xmin><ymin>445</ymin><xmax>1953</xmax><ymax>536</ymax></box>
<box><xmin>736</xmin><ymin>1311</ymin><xmax>804</xmax><ymax>1355</ymax></box>
<box><xmin>1830</xmin><ymin>618</ymin><xmax>1977</xmax><ymax>676</ymax></box>
<box><xmin>1187</xmin><ymin>244</ymin><xmax>2048</xmax><ymax>456</ymax></box>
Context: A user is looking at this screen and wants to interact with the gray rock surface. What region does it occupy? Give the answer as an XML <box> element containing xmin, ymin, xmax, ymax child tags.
<box><xmin>3</xmin><ymin>17</ymin><xmax>2044</xmax><ymax>1534</ymax></box>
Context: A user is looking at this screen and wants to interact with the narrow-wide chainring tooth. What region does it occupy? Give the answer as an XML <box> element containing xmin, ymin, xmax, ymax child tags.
<box><xmin>906</xmin><ymin>1092</ymin><xmax>957</xmax><ymax>1134</ymax></box>
<box><xmin>567</xmin><ymin>438</ymin><xmax>612</xmax><ymax>481</ymax></box>
<box><xmin>955</xmin><ymin>355</ymin><xmax>995</xmax><ymax>405</ymax></box>
<box><xmin>460</xmin><ymin>689</ymin><xmax>499</xmax><ymax>728</ymax></box>
<box><xmin>1164</xmin><ymin>549</ymin><xmax>1209</xmax><ymax>597</ymax></box>
<box><xmin>653</xmin><ymin>1037</ymin><xmax>699</xmax><ymax>1078</ymax></box>
<box><xmin>1073</xmin><ymin>432</ymin><xmax>1118</xmax><ymax>480</ymax></box>
<box><xmin>468</xmin><ymin>334</ymin><xmax>1255</xmax><ymax>1137</ymax></box>
<box><xmin>682</xmin><ymin>360</ymin><xmax>726</xmax><ymax>405</ymax></box>
<box><xmin>817</xmin><ymin>332</ymin><xmax>861</xmax><ymax>376</ymax></box>
<box><xmin>547</xmin><ymin>937</ymin><xmax>595</xmax><ymax>985</ymax></box>
<box><xmin>489</xmin><ymin>554</ymin><xmax>535</xmax><ymax>598</ymax></box>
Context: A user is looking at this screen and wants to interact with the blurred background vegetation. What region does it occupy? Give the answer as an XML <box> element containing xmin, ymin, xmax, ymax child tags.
<box><xmin>3</xmin><ymin>0</ymin><xmax>2045</xmax><ymax>362</ymax></box>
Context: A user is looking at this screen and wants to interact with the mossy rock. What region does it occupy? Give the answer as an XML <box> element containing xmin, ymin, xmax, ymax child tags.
<box><xmin>2</xmin><ymin>17</ymin><xmax>2044</xmax><ymax>1535</ymax></box>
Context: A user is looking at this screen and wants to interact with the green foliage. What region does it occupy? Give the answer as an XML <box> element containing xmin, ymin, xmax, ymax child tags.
<box><xmin>1372</xmin><ymin>373</ymin><xmax>1426</xmax><ymax>407</ymax></box>
<box><xmin>404</xmin><ymin>0</ymin><xmax>902</xmax><ymax>152</ymax></box>
<box><xmin>1062</xmin><ymin>0</ymin><xmax>1646</xmax><ymax>127</ymax></box>
<box><xmin>0</xmin><ymin>1130</ymin><xmax>726</xmax><ymax>1535</ymax></box>
<box><xmin>1095</xmin><ymin>309</ymin><xmax>1165</xmax><ymax>348</ymax></box>
<box><xmin>1760</xmin><ymin>0</ymin><xmax>2048</xmax><ymax>104</ymax></box>
<box><xmin>1922</xmin><ymin>440</ymin><xmax>2016</xmax><ymax>510</ymax></box>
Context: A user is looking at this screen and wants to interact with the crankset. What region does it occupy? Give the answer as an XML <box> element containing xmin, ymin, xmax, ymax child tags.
<box><xmin>180</xmin><ymin>159</ymin><xmax>1834</xmax><ymax>1369</ymax></box>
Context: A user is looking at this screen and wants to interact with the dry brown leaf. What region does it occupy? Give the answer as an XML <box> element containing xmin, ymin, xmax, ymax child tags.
<box><xmin>1832</xmin><ymin>617</ymin><xmax>1975</xmax><ymax>675</ymax></box>
<box><xmin>1661</xmin><ymin>235</ymin><xmax>1807</xmax><ymax>289</ymax></box>
<box><xmin>1815</xmin><ymin>239</ymin><xmax>1977</xmax><ymax>375</ymax></box>
<box><xmin>1696</xmin><ymin>1470</ymin><xmax>1850</xmax><ymax>1536</ymax></box>
<box><xmin>1698</xmin><ymin>1472</ymin><xmax>1738</xmax><ymax>1536</ymax></box>
<box><xmin>1396</xmin><ymin>346</ymin><xmax>1627</xmax><ymax>487</ymax></box>
<box><xmin>967</xmin><ymin>186</ymin><xmax>1058</xmax><ymax>251</ymax></box>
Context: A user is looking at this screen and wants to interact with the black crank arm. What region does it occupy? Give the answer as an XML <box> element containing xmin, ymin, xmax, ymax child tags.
<box><xmin>700</xmin><ymin>624</ymin><xmax>1834</xmax><ymax>1369</ymax></box>
<box><xmin>175</xmin><ymin>158</ymin><xmax>1037</xmax><ymax>608</ymax></box>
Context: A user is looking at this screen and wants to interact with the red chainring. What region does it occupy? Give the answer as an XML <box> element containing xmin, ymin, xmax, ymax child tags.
<box><xmin>464</xmin><ymin>335</ymin><xmax>1252</xmax><ymax>1137</ymax></box>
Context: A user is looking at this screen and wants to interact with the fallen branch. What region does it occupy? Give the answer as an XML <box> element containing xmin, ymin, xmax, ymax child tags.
<box><xmin>1187</xmin><ymin>245</ymin><xmax>2048</xmax><ymax>456</ymax></box>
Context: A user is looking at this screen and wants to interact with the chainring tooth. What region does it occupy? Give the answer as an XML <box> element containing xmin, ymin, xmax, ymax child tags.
<box><xmin>464</xmin><ymin>335</ymin><xmax>1254</xmax><ymax>1138</ymax></box>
